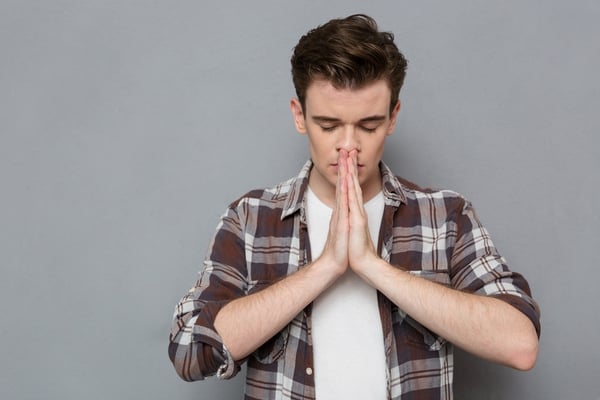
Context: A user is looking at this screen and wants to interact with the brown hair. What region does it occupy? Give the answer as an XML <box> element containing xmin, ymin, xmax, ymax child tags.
<box><xmin>291</xmin><ymin>14</ymin><xmax>408</xmax><ymax>114</ymax></box>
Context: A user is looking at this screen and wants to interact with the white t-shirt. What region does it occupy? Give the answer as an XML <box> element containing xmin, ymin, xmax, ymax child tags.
<box><xmin>306</xmin><ymin>188</ymin><xmax>387</xmax><ymax>400</ymax></box>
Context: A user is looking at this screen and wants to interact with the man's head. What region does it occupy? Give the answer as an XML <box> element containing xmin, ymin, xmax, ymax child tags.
<box><xmin>290</xmin><ymin>15</ymin><xmax>408</xmax><ymax>205</ymax></box>
<box><xmin>291</xmin><ymin>14</ymin><xmax>408</xmax><ymax>115</ymax></box>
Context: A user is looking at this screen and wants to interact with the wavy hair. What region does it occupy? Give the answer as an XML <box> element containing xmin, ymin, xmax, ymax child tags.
<box><xmin>291</xmin><ymin>14</ymin><xmax>408</xmax><ymax>114</ymax></box>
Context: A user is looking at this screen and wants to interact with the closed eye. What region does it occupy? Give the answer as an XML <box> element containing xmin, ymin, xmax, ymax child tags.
<box><xmin>360</xmin><ymin>125</ymin><xmax>378</xmax><ymax>133</ymax></box>
<box><xmin>320</xmin><ymin>125</ymin><xmax>338</xmax><ymax>132</ymax></box>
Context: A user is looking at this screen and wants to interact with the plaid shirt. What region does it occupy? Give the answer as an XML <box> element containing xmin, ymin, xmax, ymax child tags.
<box><xmin>169</xmin><ymin>160</ymin><xmax>541</xmax><ymax>399</ymax></box>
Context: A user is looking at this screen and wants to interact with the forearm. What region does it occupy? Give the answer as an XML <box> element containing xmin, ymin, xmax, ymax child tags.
<box><xmin>361</xmin><ymin>257</ymin><xmax>539</xmax><ymax>370</ymax></box>
<box><xmin>214</xmin><ymin>257</ymin><xmax>341</xmax><ymax>360</ymax></box>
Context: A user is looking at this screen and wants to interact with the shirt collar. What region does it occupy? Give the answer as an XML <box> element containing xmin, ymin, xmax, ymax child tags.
<box><xmin>379</xmin><ymin>161</ymin><xmax>407</xmax><ymax>206</ymax></box>
<box><xmin>281</xmin><ymin>160</ymin><xmax>406</xmax><ymax>220</ymax></box>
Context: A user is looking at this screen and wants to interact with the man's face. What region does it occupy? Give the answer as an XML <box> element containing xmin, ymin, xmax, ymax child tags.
<box><xmin>291</xmin><ymin>79</ymin><xmax>400</xmax><ymax>206</ymax></box>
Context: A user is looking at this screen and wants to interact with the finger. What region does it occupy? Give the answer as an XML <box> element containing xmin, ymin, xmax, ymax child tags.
<box><xmin>346</xmin><ymin>155</ymin><xmax>373</xmax><ymax>261</ymax></box>
<box><xmin>349</xmin><ymin>149</ymin><xmax>358</xmax><ymax>169</ymax></box>
<box><xmin>334</xmin><ymin>153</ymin><xmax>343</xmax><ymax>214</ymax></box>
<box><xmin>352</xmin><ymin>152</ymin><xmax>364</xmax><ymax>206</ymax></box>
<box><xmin>346</xmin><ymin>153</ymin><xmax>364</xmax><ymax>212</ymax></box>
<box><xmin>347</xmin><ymin>174</ymin><xmax>362</xmax><ymax>223</ymax></box>
<box><xmin>339</xmin><ymin>151</ymin><xmax>349</xmax><ymax>218</ymax></box>
<box><xmin>332</xmin><ymin>150</ymin><xmax>349</xmax><ymax>236</ymax></box>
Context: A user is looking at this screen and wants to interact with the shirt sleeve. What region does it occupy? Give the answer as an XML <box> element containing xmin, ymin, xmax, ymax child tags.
<box><xmin>168</xmin><ymin>204</ymin><xmax>248</xmax><ymax>381</ymax></box>
<box><xmin>449</xmin><ymin>197</ymin><xmax>541</xmax><ymax>337</ymax></box>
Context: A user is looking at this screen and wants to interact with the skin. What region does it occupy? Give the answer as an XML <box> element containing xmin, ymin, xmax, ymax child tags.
<box><xmin>290</xmin><ymin>79</ymin><xmax>400</xmax><ymax>207</ymax></box>
<box><xmin>214</xmin><ymin>79</ymin><xmax>539</xmax><ymax>371</ymax></box>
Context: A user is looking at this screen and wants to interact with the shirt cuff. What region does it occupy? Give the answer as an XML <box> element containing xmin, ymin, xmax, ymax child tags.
<box><xmin>216</xmin><ymin>343</ymin><xmax>236</xmax><ymax>379</ymax></box>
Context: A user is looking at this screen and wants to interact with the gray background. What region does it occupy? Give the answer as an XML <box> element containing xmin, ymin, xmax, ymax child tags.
<box><xmin>1</xmin><ymin>1</ymin><xmax>598</xmax><ymax>399</ymax></box>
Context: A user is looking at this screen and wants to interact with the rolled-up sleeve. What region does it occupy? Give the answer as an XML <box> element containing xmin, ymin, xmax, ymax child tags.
<box><xmin>450</xmin><ymin>197</ymin><xmax>541</xmax><ymax>337</ymax></box>
<box><xmin>168</xmin><ymin>205</ymin><xmax>248</xmax><ymax>380</ymax></box>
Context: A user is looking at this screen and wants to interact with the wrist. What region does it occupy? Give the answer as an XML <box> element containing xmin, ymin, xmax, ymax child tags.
<box><xmin>351</xmin><ymin>252</ymin><xmax>384</xmax><ymax>280</ymax></box>
<box><xmin>308</xmin><ymin>254</ymin><xmax>346</xmax><ymax>282</ymax></box>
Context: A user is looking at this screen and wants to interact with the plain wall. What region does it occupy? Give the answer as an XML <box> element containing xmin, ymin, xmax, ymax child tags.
<box><xmin>1</xmin><ymin>1</ymin><xmax>598</xmax><ymax>399</ymax></box>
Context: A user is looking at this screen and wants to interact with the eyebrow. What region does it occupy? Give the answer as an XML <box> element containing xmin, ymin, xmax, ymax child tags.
<box><xmin>311</xmin><ymin>115</ymin><xmax>387</xmax><ymax>123</ymax></box>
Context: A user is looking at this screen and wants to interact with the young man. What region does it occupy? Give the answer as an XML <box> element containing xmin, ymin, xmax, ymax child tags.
<box><xmin>169</xmin><ymin>14</ymin><xmax>540</xmax><ymax>399</ymax></box>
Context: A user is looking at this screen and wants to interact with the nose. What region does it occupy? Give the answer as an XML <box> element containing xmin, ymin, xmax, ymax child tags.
<box><xmin>336</xmin><ymin>126</ymin><xmax>360</xmax><ymax>153</ymax></box>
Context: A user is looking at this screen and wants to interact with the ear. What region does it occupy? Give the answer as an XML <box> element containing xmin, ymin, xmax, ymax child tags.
<box><xmin>290</xmin><ymin>98</ymin><xmax>307</xmax><ymax>134</ymax></box>
<box><xmin>386</xmin><ymin>100</ymin><xmax>401</xmax><ymax>136</ymax></box>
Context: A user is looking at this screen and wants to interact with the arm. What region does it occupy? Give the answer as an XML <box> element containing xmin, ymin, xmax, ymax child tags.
<box><xmin>213</xmin><ymin>256</ymin><xmax>340</xmax><ymax>360</ymax></box>
<box><xmin>343</xmin><ymin>152</ymin><xmax>539</xmax><ymax>370</ymax></box>
<box><xmin>168</xmin><ymin>209</ymin><xmax>248</xmax><ymax>381</ymax></box>
<box><xmin>214</xmin><ymin>154</ymin><xmax>352</xmax><ymax>360</ymax></box>
<box><xmin>171</xmin><ymin>155</ymin><xmax>353</xmax><ymax>378</ymax></box>
<box><xmin>357</xmin><ymin>258</ymin><xmax>539</xmax><ymax>370</ymax></box>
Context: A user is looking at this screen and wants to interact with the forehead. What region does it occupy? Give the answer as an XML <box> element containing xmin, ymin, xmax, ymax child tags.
<box><xmin>304</xmin><ymin>79</ymin><xmax>392</xmax><ymax>117</ymax></box>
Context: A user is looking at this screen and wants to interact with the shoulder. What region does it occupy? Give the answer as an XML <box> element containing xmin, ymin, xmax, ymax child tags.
<box><xmin>380</xmin><ymin>162</ymin><xmax>467</xmax><ymax>210</ymax></box>
<box><xmin>392</xmin><ymin>175</ymin><xmax>472</xmax><ymax>220</ymax></box>
<box><xmin>221</xmin><ymin>161</ymin><xmax>310</xmax><ymax>224</ymax></box>
<box><xmin>227</xmin><ymin>176</ymin><xmax>298</xmax><ymax>213</ymax></box>
<box><xmin>398</xmin><ymin>175</ymin><xmax>466</xmax><ymax>202</ymax></box>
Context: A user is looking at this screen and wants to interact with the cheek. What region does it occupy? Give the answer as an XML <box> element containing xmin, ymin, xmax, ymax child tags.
<box><xmin>364</xmin><ymin>138</ymin><xmax>386</xmax><ymax>156</ymax></box>
<box><xmin>308</xmin><ymin>141</ymin><xmax>322</xmax><ymax>157</ymax></box>
<box><xmin>307</xmin><ymin>134</ymin><xmax>332</xmax><ymax>156</ymax></box>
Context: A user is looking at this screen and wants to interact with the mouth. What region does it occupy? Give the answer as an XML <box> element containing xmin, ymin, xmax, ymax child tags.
<box><xmin>330</xmin><ymin>162</ymin><xmax>365</xmax><ymax>169</ymax></box>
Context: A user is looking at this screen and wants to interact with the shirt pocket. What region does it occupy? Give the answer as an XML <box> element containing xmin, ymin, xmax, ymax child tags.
<box><xmin>253</xmin><ymin>326</ymin><xmax>290</xmax><ymax>364</ymax></box>
<box><xmin>394</xmin><ymin>270</ymin><xmax>450</xmax><ymax>352</ymax></box>
<box><xmin>402</xmin><ymin>315</ymin><xmax>446</xmax><ymax>351</ymax></box>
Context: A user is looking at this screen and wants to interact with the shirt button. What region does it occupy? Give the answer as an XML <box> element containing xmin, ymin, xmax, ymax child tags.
<box><xmin>306</xmin><ymin>367</ymin><xmax>313</xmax><ymax>376</ymax></box>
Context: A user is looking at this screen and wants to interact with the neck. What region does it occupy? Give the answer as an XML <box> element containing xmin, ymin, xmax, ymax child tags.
<box><xmin>360</xmin><ymin>179</ymin><xmax>383</xmax><ymax>204</ymax></box>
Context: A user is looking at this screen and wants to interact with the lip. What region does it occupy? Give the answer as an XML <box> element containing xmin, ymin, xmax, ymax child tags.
<box><xmin>329</xmin><ymin>163</ymin><xmax>365</xmax><ymax>168</ymax></box>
